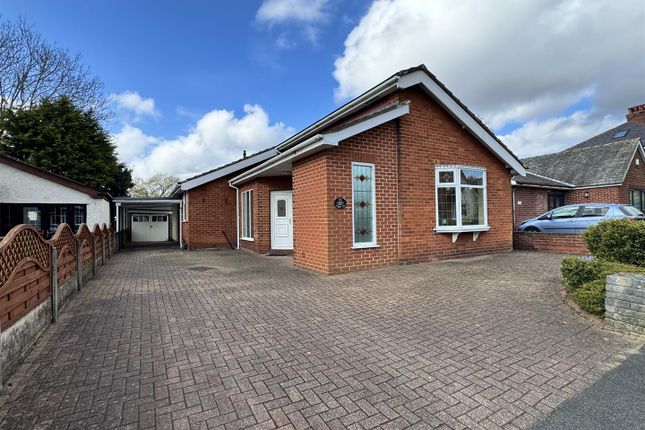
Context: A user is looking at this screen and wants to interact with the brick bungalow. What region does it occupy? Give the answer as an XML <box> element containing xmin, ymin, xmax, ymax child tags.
<box><xmin>512</xmin><ymin>105</ymin><xmax>645</xmax><ymax>228</ymax></box>
<box><xmin>224</xmin><ymin>65</ymin><xmax>527</xmax><ymax>274</ymax></box>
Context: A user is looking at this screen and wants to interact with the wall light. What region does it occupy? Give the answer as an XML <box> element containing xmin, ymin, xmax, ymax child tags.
<box><xmin>584</xmin><ymin>191</ymin><xmax>590</xmax><ymax>198</ymax></box>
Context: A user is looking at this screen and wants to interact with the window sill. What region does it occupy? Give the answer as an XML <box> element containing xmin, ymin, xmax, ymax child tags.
<box><xmin>434</xmin><ymin>226</ymin><xmax>490</xmax><ymax>243</ymax></box>
<box><xmin>241</xmin><ymin>237</ymin><xmax>255</xmax><ymax>242</ymax></box>
<box><xmin>352</xmin><ymin>243</ymin><xmax>380</xmax><ymax>250</ymax></box>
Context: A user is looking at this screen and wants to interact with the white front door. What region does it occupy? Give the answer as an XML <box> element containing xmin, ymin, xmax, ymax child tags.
<box><xmin>270</xmin><ymin>191</ymin><xmax>293</xmax><ymax>250</ymax></box>
<box><xmin>131</xmin><ymin>214</ymin><xmax>169</xmax><ymax>242</ymax></box>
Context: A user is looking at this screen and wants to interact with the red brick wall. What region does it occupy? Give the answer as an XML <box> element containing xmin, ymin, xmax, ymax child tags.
<box><xmin>396</xmin><ymin>87</ymin><xmax>514</xmax><ymax>262</ymax></box>
<box><xmin>513</xmin><ymin>187</ymin><xmax>549</xmax><ymax>229</ymax></box>
<box><xmin>292</xmin><ymin>86</ymin><xmax>515</xmax><ymax>274</ymax></box>
<box><xmin>183</xmin><ymin>178</ymin><xmax>237</xmax><ymax>249</ymax></box>
<box><xmin>292</xmin><ymin>153</ymin><xmax>331</xmax><ymax>273</ymax></box>
<box><xmin>327</xmin><ymin>128</ymin><xmax>400</xmax><ymax>274</ymax></box>
<box><xmin>565</xmin><ymin>186</ymin><xmax>622</xmax><ymax>205</ymax></box>
<box><xmin>620</xmin><ymin>150</ymin><xmax>645</xmax><ymax>202</ymax></box>
<box><xmin>513</xmin><ymin>232</ymin><xmax>589</xmax><ymax>255</ymax></box>
<box><xmin>239</xmin><ymin>176</ymin><xmax>292</xmax><ymax>254</ymax></box>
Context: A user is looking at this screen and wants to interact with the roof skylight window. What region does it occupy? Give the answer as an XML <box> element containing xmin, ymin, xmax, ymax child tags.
<box><xmin>613</xmin><ymin>130</ymin><xmax>628</xmax><ymax>139</ymax></box>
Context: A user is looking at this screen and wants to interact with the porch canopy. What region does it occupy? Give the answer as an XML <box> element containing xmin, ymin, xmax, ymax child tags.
<box><xmin>112</xmin><ymin>197</ymin><xmax>183</xmax><ymax>247</ymax></box>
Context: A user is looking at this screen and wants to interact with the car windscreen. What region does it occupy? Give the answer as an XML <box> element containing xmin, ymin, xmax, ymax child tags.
<box><xmin>619</xmin><ymin>205</ymin><xmax>645</xmax><ymax>216</ymax></box>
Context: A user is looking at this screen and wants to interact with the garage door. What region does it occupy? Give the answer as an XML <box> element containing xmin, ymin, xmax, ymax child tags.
<box><xmin>131</xmin><ymin>215</ymin><xmax>169</xmax><ymax>242</ymax></box>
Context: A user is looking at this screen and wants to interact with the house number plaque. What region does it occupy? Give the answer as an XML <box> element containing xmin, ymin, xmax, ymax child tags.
<box><xmin>334</xmin><ymin>197</ymin><xmax>347</xmax><ymax>209</ymax></box>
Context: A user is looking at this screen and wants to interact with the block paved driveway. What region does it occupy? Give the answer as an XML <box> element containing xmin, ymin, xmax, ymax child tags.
<box><xmin>0</xmin><ymin>249</ymin><xmax>640</xmax><ymax>429</ymax></box>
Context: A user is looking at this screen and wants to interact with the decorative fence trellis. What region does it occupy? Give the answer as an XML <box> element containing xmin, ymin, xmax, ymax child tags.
<box><xmin>0</xmin><ymin>222</ymin><xmax>118</xmax><ymax>385</ymax></box>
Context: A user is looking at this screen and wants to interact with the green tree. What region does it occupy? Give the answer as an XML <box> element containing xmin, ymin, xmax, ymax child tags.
<box><xmin>0</xmin><ymin>97</ymin><xmax>133</xmax><ymax>195</ymax></box>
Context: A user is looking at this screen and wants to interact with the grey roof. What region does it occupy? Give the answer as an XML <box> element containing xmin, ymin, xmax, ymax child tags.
<box><xmin>519</xmin><ymin>138</ymin><xmax>642</xmax><ymax>187</ymax></box>
<box><xmin>571</xmin><ymin>121</ymin><xmax>645</xmax><ymax>150</ymax></box>
<box><xmin>179</xmin><ymin>146</ymin><xmax>278</xmax><ymax>184</ymax></box>
<box><xmin>512</xmin><ymin>171</ymin><xmax>574</xmax><ymax>188</ymax></box>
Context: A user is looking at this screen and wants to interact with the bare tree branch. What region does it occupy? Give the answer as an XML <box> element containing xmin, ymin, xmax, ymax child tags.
<box><xmin>0</xmin><ymin>18</ymin><xmax>110</xmax><ymax>119</ymax></box>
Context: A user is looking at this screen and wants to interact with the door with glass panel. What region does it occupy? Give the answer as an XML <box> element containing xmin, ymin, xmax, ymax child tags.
<box><xmin>270</xmin><ymin>191</ymin><xmax>293</xmax><ymax>250</ymax></box>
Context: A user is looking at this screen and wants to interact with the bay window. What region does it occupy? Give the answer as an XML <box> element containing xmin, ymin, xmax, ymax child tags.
<box><xmin>435</xmin><ymin>166</ymin><xmax>488</xmax><ymax>233</ymax></box>
<box><xmin>241</xmin><ymin>190</ymin><xmax>253</xmax><ymax>240</ymax></box>
<box><xmin>352</xmin><ymin>162</ymin><xmax>377</xmax><ymax>247</ymax></box>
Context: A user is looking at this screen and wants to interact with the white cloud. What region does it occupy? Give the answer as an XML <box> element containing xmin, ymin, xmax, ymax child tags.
<box><xmin>333</xmin><ymin>0</ymin><xmax>645</xmax><ymax>135</ymax></box>
<box><xmin>256</xmin><ymin>0</ymin><xmax>329</xmax><ymax>24</ymax></box>
<box><xmin>500</xmin><ymin>111</ymin><xmax>621</xmax><ymax>158</ymax></box>
<box><xmin>113</xmin><ymin>104</ymin><xmax>293</xmax><ymax>179</ymax></box>
<box><xmin>113</xmin><ymin>124</ymin><xmax>160</xmax><ymax>164</ymax></box>
<box><xmin>256</xmin><ymin>0</ymin><xmax>329</xmax><ymax>46</ymax></box>
<box><xmin>111</xmin><ymin>91</ymin><xmax>159</xmax><ymax>121</ymax></box>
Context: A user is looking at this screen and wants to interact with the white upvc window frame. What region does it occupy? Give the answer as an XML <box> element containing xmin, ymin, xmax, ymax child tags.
<box><xmin>434</xmin><ymin>165</ymin><xmax>489</xmax><ymax>242</ymax></box>
<box><xmin>241</xmin><ymin>189</ymin><xmax>254</xmax><ymax>241</ymax></box>
<box><xmin>182</xmin><ymin>193</ymin><xmax>189</xmax><ymax>222</ymax></box>
<box><xmin>351</xmin><ymin>162</ymin><xmax>378</xmax><ymax>249</ymax></box>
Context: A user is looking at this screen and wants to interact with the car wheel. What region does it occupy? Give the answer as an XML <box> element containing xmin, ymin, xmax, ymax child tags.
<box><xmin>524</xmin><ymin>226</ymin><xmax>541</xmax><ymax>232</ymax></box>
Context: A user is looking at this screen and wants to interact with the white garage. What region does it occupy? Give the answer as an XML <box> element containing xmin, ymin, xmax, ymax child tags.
<box><xmin>113</xmin><ymin>197</ymin><xmax>183</xmax><ymax>247</ymax></box>
<box><xmin>131</xmin><ymin>214</ymin><xmax>169</xmax><ymax>242</ymax></box>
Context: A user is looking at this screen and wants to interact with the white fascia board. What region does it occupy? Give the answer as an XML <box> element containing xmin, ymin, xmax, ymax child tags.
<box><xmin>230</xmin><ymin>135</ymin><xmax>325</xmax><ymax>185</ymax></box>
<box><xmin>112</xmin><ymin>199</ymin><xmax>183</xmax><ymax>204</ymax></box>
<box><xmin>324</xmin><ymin>103</ymin><xmax>410</xmax><ymax>145</ymax></box>
<box><xmin>230</xmin><ymin>104</ymin><xmax>411</xmax><ymax>185</ymax></box>
<box><xmin>180</xmin><ymin>149</ymin><xmax>278</xmax><ymax>191</ymax></box>
<box><xmin>525</xmin><ymin>171</ymin><xmax>576</xmax><ymax>187</ymax></box>
<box><xmin>621</xmin><ymin>140</ymin><xmax>645</xmax><ymax>183</ymax></box>
<box><xmin>398</xmin><ymin>71</ymin><xmax>527</xmax><ymax>176</ymax></box>
<box><xmin>276</xmin><ymin>77</ymin><xmax>400</xmax><ymax>152</ymax></box>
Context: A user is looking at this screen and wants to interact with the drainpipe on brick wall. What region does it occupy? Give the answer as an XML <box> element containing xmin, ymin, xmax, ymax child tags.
<box><xmin>229</xmin><ymin>182</ymin><xmax>240</xmax><ymax>249</ymax></box>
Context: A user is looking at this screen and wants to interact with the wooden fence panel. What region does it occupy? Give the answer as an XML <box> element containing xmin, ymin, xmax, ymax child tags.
<box><xmin>101</xmin><ymin>224</ymin><xmax>109</xmax><ymax>258</ymax></box>
<box><xmin>107</xmin><ymin>224</ymin><xmax>115</xmax><ymax>254</ymax></box>
<box><xmin>76</xmin><ymin>224</ymin><xmax>94</xmax><ymax>267</ymax></box>
<box><xmin>50</xmin><ymin>224</ymin><xmax>77</xmax><ymax>285</ymax></box>
<box><xmin>0</xmin><ymin>225</ymin><xmax>51</xmax><ymax>330</ymax></box>
<box><xmin>92</xmin><ymin>224</ymin><xmax>103</xmax><ymax>264</ymax></box>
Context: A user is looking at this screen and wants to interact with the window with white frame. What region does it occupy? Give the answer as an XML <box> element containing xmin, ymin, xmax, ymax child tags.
<box><xmin>182</xmin><ymin>193</ymin><xmax>188</xmax><ymax>221</ymax></box>
<box><xmin>435</xmin><ymin>166</ymin><xmax>488</xmax><ymax>229</ymax></box>
<box><xmin>352</xmin><ymin>162</ymin><xmax>377</xmax><ymax>247</ymax></box>
<box><xmin>241</xmin><ymin>190</ymin><xmax>253</xmax><ymax>240</ymax></box>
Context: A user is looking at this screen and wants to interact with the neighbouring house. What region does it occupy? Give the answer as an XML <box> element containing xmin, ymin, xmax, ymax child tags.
<box><xmin>224</xmin><ymin>65</ymin><xmax>526</xmax><ymax>274</ymax></box>
<box><xmin>512</xmin><ymin>105</ymin><xmax>645</xmax><ymax>228</ymax></box>
<box><xmin>0</xmin><ymin>153</ymin><xmax>111</xmax><ymax>237</ymax></box>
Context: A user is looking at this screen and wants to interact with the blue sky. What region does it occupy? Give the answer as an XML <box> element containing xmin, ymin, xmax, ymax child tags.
<box><xmin>1</xmin><ymin>0</ymin><xmax>643</xmax><ymax>179</ymax></box>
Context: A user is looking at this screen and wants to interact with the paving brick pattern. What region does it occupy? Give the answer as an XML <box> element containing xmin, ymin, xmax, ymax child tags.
<box><xmin>0</xmin><ymin>250</ymin><xmax>639</xmax><ymax>429</ymax></box>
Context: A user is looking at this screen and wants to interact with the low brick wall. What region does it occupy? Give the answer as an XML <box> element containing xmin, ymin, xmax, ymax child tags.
<box><xmin>513</xmin><ymin>232</ymin><xmax>589</xmax><ymax>255</ymax></box>
<box><xmin>605</xmin><ymin>273</ymin><xmax>645</xmax><ymax>336</ymax></box>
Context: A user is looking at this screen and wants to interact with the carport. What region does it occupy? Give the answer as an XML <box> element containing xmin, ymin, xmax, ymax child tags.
<box><xmin>113</xmin><ymin>197</ymin><xmax>183</xmax><ymax>247</ymax></box>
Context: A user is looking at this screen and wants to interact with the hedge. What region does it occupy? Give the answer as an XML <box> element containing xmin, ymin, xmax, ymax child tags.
<box><xmin>583</xmin><ymin>219</ymin><xmax>645</xmax><ymax>266</ymax></box>
<box><xmin>561</xmin><ymin>257</ymin><xmax>645</xmax><ymax>318</ymax></box>
<box><xmin>570</xmin><ymin>279</ymin><xmax>606</xmax><ymax>317</ymax></box>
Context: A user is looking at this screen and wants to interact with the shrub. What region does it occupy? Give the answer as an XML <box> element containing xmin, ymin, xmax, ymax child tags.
<box><xmin>562</xmin><ymin>257</ymin><xmax>645</xmax><ymax>290</ymax></box>
<box><xmin>583</xmin><ymin>219</ymin><xmax>645</xmax><ymax>266</ymax></box>
<box><xmin>561</xmin><ymin>257</ymin><xmax>601</xmax><ymax>290</ymax></box>
<box><xmin>570</xmin><ymin>279</ymin><xmax>606</xmax><ymax>317</ymax></box>
<box><xmin>561</xmin><ymin>256</ymin><xmax>645</xmax><ymax>318</ymax></box>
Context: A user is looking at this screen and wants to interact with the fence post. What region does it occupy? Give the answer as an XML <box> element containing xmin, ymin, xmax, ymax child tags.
<box><xmin>102</xmin><ymin>235</ymin><xmax>106</xmax><ymax>265</ymax></box>
<box><xmin>50</xmin><ymin>245</ymin><xmax>58</xmax><ymax>322</ymax></box>
<box><xmin>76</xmin><ymin>238</ymin><xmax>82</xmax><ymax>291</ymax></box>
<box><xmin>91</xmin><ymin>233</ymin><xmax>96</xmax><ymax>277</ymax></box>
